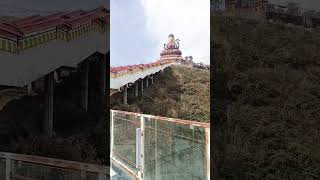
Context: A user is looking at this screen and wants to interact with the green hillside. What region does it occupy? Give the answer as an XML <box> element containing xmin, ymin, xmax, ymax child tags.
<box><xmin>111</xmin><ymin>66</ymin><xmax>210</xmax><ymax>123</ymax></box>
<box><xmin>212</xmin><ymin>15</ymin><xmax>320</xmax><ymax>179</ymax></box>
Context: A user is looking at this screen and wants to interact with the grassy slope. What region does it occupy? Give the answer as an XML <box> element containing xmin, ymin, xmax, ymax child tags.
<box><xmin>212</xmin><ymin>15</ymin><xmax>320</xmax><ymax>179</ymax></box>
<box><xmin>111</xmin><ymin>66</ymin><xmax>210</xmax><ymax>123</ymax></box>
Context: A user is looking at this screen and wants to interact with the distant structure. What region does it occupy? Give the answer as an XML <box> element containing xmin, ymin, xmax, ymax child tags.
<box><xmin>0</xmin><ymin>6</ymin><xmax>109</xmax><ymax>54</ymax></box>
<box><xmin>223</xmin><ymin>0</ymin><xmax>320</xmax><ymax>27</ymax></box>
<box><xmin>211</xmin><ymin>0</ymin><xmax>226</xmax><ymax>12</ymax></box>
<box><xmin>179</xmin><ymin>56</ymin><xmax>193</xmax><ymax>68</ymax></box>
<box><xmin>159</xmin><ymin>33</ymin><xmax>183</xmax><ymax>62</ymax></box>
<box><xmin>225</xmin><ymin>0</ymin><xmax>268</xmax><ymax>19</ymax></box>
<box><xmin>193</xmin><ymin>62</ymin><xmax>210</xmax><ymax>70</ymax></box>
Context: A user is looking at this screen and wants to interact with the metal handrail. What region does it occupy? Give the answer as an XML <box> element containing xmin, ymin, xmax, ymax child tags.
<box><xmin>111</xmin><ymin>109</ymin><xmax>210</xmax><ymax>128</ymax></box>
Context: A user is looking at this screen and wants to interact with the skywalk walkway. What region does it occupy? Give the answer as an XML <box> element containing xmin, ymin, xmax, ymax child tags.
<box><xmin>0</xmin><ymin>152</ymin><xmax>109</xmax><ymax>180</ymax></box>
<box><xmin>0</xmin><ymin>6</ymin><xmax>109</xmax><ymax>87</ymax></box>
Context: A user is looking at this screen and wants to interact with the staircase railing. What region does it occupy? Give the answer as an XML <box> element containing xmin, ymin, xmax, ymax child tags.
<box><xmin>0</xmin><ymin>152</ymin><xmax>108</xmax><ymax>180</ymax></box>
<box><xmin>110</xmin><ymin>110</ymin><xmax>210</xmax><ymax>180</ymax></box>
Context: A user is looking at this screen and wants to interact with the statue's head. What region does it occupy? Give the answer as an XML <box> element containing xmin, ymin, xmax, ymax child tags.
<box><xmin>168</xmin><ymin>33</ymin><xmax>175</xmax><ymax>43</ymax></box>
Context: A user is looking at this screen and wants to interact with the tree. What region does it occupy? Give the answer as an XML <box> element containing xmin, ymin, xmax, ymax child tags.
<box><xmin>211</xmin><ymin>0</ymin><xmax>225</xmax><ymax>12</ymax></box>
<box><xmin>188</xmin><ymin>56</ymin><xmax>193</xmax><ymax>62</ymax></box>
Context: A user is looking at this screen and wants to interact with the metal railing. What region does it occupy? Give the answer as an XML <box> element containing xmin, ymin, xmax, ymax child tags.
<box><xmin>110</xmin><ymin>110</ymin><xmax>210</xmax><ymax>180</ymax></box>
<box><xmin>0</xmin><ymin>152</ymin><xmax>109</xmax><ymax>180</ymax></box>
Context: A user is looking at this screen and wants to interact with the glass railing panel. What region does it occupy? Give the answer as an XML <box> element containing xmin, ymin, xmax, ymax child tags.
<box><xmin>144</xmin><ymin>117</ymin><xmax>207</xmax><ymax>180</ymax></box>
<box><xmin>86</xmin><ymin>172</ymin><xmax>99</xmax><ymax>180</ymax></box>
<box><xmin>112</xmin><ymin>111</ymin><xmax>140</xmax><ymax>173</ymax></box>
<box><xmin>12</xmin><ymin>160</ymin><xmax>82</xmax><ymax>180</ymax></box>
<box><xmin>110</xmin><ymin>110</ymin><xmax>210</xmax><ymax>180</ymax></box>
<box><xmin>111</xmin><ymin>161</ymin><xmax>136</xmax><ymax>180</ymax></box>
<box><xmin>0</xmin><ymin>158</ymin><xmax>5</xmax><ymax>180</ymax></box>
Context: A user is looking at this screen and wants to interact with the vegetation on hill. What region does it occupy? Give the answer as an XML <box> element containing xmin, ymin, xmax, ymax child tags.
<box><xmin>212</xmin><ymin>15</ymin><xmax>320</xmax><ymax>179</ymax></box>
<box><xmin>111</xmin><ymin>66</ymin><xmax>210</xmax><ymax>123</ymax></box>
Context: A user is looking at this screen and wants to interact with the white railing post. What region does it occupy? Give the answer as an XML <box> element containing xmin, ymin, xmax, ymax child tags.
<box><xmin>81</xmin><ymin>170</ymin><xmax>86</xmax><ymax>180</ymax></box>
<box><xmin>138</xmin><ymin>115</ymin><xmax>145</xmax><ymax>180</ymax></box>
<box><xmin>155</xmin><ymin>120</ymin><xmax>159</xmax><ymax>180</ymax></box>
<box><xmin>110</xmin><ymin>110</ymin><xmax>114</xmax><ymax>159</ymax></box>
<box><xmin>205</xmin><ymin>127</ymin><xmax>210</xmax><ymax>180</ymax></box>
<box><xmin>5</xmin><ymin>155</ymin><xmax>11</xmax><ymax>180</ymax></box>
<box><xmin>136</xmin><ymin>128</ymin><xmax>141</xmax><ymax>169</ymax></box>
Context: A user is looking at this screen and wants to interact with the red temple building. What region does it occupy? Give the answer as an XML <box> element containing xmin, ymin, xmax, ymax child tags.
<box><xmin>0</xmin><ymin>6</ymin><xmax>109</xmax><ymax>54</ymax></box>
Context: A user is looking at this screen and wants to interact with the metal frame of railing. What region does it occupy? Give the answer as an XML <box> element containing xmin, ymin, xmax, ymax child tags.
<box><xmin>110</xmin><ymin>109</ymin><xmax>210</xmax><ymax>180</ymax></box>
<box><xmin>0</xmin><ymin>152</ymin><xmax>109</xmax><ymax>180</ymax></box>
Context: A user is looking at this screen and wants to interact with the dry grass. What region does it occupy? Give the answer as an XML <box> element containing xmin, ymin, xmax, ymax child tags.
<box><xmin>111</xmin><ymin>66</ymin><xmax>210</xmax><ymax>123</ymax></box>
<box><xmin>212</xmin><ymin>15</ymin><xmax>320</xmax><ymax>179</ymax></box>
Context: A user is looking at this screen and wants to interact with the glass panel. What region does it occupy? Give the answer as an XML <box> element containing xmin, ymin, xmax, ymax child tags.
<box><xmin>12</xmin><ymin>160</ymin><xmax>81</xmax><ymax>180</ymax></box>
<box><xmin>0</xmin><ymin>158</ymin><xmax>5</xmax><ymax>180</ymax></box>
<box><xmin>111</xmin><ymin>161</ymin><xmax>135</xmax><ymax>180</ymax></box>
<box><xmin>110</xmin><ymin>110</ymin><xmax>209</xmax><ymax>180</ymax></box>
<box><xmin>86</xmin><ymin>172</ymin><xmax>108</xmax><ymax>180</ymax></box>
<box><xmin>144</xmin><ymin>117</ymin><xmax>207</xmax><ymax>180</ymax></box>
<box><xmin>112</xmin><ymin>111</ymin><xmax>140</xmax><ymax>173</ymax></box>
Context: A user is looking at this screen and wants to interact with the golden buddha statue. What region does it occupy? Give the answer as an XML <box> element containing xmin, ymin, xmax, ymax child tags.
<box><xmin>164</xmin><ymin>33</ymin><xmax>179</xmax><ymax>50</ymax></box>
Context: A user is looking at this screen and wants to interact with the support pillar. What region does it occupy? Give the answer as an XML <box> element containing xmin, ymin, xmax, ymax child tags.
<box><xmin>81</xmin><ymin>60</ymin><xmax>89</xmax><ymax>111</ymax></box>
<box><xmin>123</xmin><ymin>85</ymin><xmax>128</xmax><ymax>105</ymax></box>
<box><xmin>141</xmin><ymin>79</ymin><xmax>144</xmax><ymax>93</ymax></box>
<box><xmin>27</xmin><ymin>82</ymin><xmax>33</xmax><ymax>95</ymax></box>
<box><xmin>44</xmin><ymin>72</ymin><xmax>54</xmax><ymax>138</ymax></box>
<box><xmin>146</xmin><ymin>76</ymin><xmax>149</xmax><ymax>87</ymax></box>
<box><xmin>99</xmin><ymin>54</ymin><xmax>106</xmax><ymax>122</ymax></box>
<box><xmin>151</xmin><ymin>75</ymin><xmax>154</xmax><ymax>85</ymax></box>
<box><xmin>160</xmin><ymin>69</ymin><xmax>164</xmax><ymax>76</ymax></box>
<box><xmin>135</xmin><ymin>82</ymin><xmax>139</xmax><ymax>97</ymax></box>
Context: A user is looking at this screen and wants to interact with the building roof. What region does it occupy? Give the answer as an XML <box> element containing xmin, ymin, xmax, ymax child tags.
<box><xmin>110</xmin><ymin>59</ymin><xmax>174</xmax><ymax>73</ymax></box>
<box><xmin>0</xmin><ymin>6</ymin><xmax>109</xmax><ymax>39</ymax></box>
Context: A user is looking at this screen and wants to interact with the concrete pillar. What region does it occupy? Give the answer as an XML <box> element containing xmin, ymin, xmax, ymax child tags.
<box><xmin>123</xmin><ymin>85</ymin><xmax>128</xmax><ymax>105</ymax></box>
<box><xmin>146</xmin><ymin>76</ymin><xmax>149</xmax><ymax>87</ymax></box>
<box><xmin>160</xmin><ymin>69</ymin><xmax>164</xmax><ymax>75</ymax></box>
<box><xmin>99</xmin><ymin>54</ymin><xmax>106</xmax><ymax>121</ymax></box>
<box><xmin>135</xmin><ymin>82</ymin><xmax>139</xmax><ymax>97</ymax></box>
<box><xmin>141</xmin><ymin>79</ymin><xmax>144</xmax><ymax>93</ymax></box>
<box><xmin>27</xmin><ymin>82</ymin><xmax>33</xmax><ymax>95</ymax></box>
<box><xmin>81</xmin><ymin>60</ymin><xmax>89</xmax><ymax>111</ymax></box>
<box><xmin>151</xmin><ymin>75</ymin><xmax>154</xmax><ymax>84</ymax></box>
<box><xmin>44</xmin><ymin>72</ymin><xmax>54</xmax><ymax>138</ymax></box>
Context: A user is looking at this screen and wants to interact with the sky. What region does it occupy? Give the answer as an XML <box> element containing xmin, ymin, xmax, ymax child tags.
<box><xmin>111</xmin><ymin>0</ymin><xmax>210</xmax><ymax>66</ymax></box>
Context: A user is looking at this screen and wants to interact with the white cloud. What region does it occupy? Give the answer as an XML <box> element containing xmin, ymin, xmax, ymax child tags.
<box><xmin>140</xmin><ymin>0</ymin><xmax>210</xmax><ymax>64</ymax></box>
